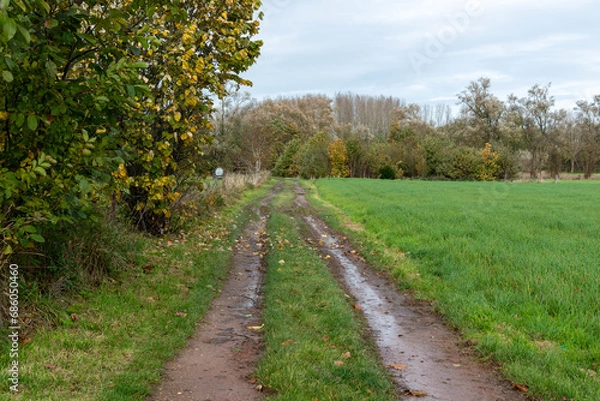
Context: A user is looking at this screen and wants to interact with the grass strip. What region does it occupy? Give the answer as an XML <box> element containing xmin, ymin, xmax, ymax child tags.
<box><xmin>256</xmin><ymin>197</ymin><xmax>396</xmax><ymax>400</ymax></box>
<box><xmin>0</xmin><ymin>182</ymin><xmax>273</xmax><ymax>401</ymax></box>
<box><xmin>309</xmin><ymin>178</ymin><xmax>600</xmax><ymax>401</ymax></box>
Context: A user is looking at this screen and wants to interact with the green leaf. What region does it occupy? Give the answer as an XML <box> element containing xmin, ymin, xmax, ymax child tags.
<box><xmin>27</xmin><ymin>115</ymin><xmax>38</xmax><ymax>130</ymax></box>
<box><xmin>22</xmin><ymin>225</ymin><xmax>37</xmax><ymax>233</ymax></box>
<box><xmin>13</xmin><ymin>0</ymin><xmax>28</xmax><ymax>11</ymax></box>
<box><xmin>30</xmin><ymin>234</ymin><xmax>46</xmax><ymax>243</ymax></box>
<box><xmin>0</xmin><ymin>0</ymin><xmax>10</xmax><ymax>9</ymax></box>
<box><xmin>17</xmin><ymin>23</ymin><xmax>30</xmax><ymax>44</ymax></box>
<box><xmin>14</xmin><ymin>113</ymin><xmax>24</xmax><ymax>127</ymax></box>
<box><xmin>126</xmin><ymin>84</ymin><xmax>135</xmax><ymax>98</ymax></box>
<box><xmin>45</xmin><ymin>60</ymin><xmax>57</xmax><ymax>77</ymax></box>
<box><xmin>36</xmin><ymin>0</ymin><xmax>50</xmax><ymax>15</ymax></box>
<box><xmin>2</xmin><ymin>17</ymin><xmax>16</xmax><ymax>41</ymax></box>
<box><xmin>131</xmin><ymin>61</ymin><xmax>148</xmax><ymax>69</ymax></box>
<box><xmin>33</xmin><ymin>166</ymin><xmax>47</xmax><ymax>176</ymax></box>
<box><xmin>3</xmin><ymin>244</ymin><xmax>12</xmax><ymax>255</ymax></box>
<box><xmin>1</xmin><ymin>70</ymin><xmax>13</xmax><ymax>82</ymax></box>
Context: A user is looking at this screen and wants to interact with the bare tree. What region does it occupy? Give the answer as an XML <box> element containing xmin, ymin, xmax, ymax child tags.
<box><xmin>507</xmin><ymin>83</ymin><xmax>559</xmax><ymax>177</ymax></box>
<box><xmin>575</xmin><ymin>96</ymin><xmax>600</xmax><ymax>178</ymax></box>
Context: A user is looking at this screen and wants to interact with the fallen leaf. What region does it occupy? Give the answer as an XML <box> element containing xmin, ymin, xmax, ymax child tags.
<box><xmin>44</xmin><ymin>364</ymin><xmax>56</xmax><ymax>371</ymax></box>
<box><xmin>70</xmin><ymin>313</ymin><xmax>80</xmax><ymax>321</ymax></box>
<box><xmin>389</xmin><ymin>364</ymin><xmax>407</xmax><ymax>371</ymax></box>
<box><xmin>406</xmin><ymin>389</ymin><xmax>428</xmax><ymax>397</ymax></box>
<box><xmin>352</xmin><ymin>304</ymin><xmax>364</xmax><ymax>311</ymax></box>
<box><xmin>175</xmin><ymin>311</ymin><xmax>187</xmax><ymax>317</ymax></box>
<box><xmin>513</xmin><ymin>383</ymin><xmax>528</xmax><ymax>392</ymax></box>
<box><xmin>247</xmin><ymin>324</ymin><xmax>264</xmax><ymax>331</ymax></box>
<box><xmin>334</xmin><ymin>360</ymin><xmax>344</xmax><ymax>366</ymax></box>
<box><xmin>278</xmin><ymin>260</ymin><xmax>285</xmax><ymax>265</ymax></box>
<box><xmin>281</xmin><ymin>340</ymin><xmax>294</xmax><ymax>346</ymax></box>
<box><xmin>341</xmin><ymin>352</ymin><xmax>351</xmax><ymax>359</ymax></box>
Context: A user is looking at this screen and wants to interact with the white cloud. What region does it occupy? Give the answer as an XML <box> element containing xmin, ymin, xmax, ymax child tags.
<box><xmin>245</xmin><ymin>0</ymin><xmax>600</xmax><ymax>111</ymax></box>
<box><xmin>449</xmin><ymin>34</ymin><xmax>588</xmax><ymax>59</ymax></box>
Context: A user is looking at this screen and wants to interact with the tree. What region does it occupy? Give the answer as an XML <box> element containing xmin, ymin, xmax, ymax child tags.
<box><xmin>118</xmin><ymin>0</ymin><xmax>263</xmax><ymax>233</ymax></box>
<box><xmin>1</xmin><ymin>0</ymin><xmax>150</xmax><ymax>254</ymax></box>
<box><xmin>328</xmin><ymin>138</ymin><xmax>350</xmax><ymax>178</ymax></box>
<box><xmin>575</xmin><ymin>97</ymin><xmax>600</xmax><ymax>178</ymax></box>
<box><xmin>298</xmin><ymin>132</ymin><xmax>330</xmax><ymax>179</ymax></box>
<box><xmin>507</xmin><ymin>84</ymin><xmax>559</xmax><ymax>177</ymax></box>
<box><xmin>1</xmin><ymin>0</ymin><xmax>263</xmax><ymax>258</ymax></box>
<box><xmin>457</xmin><ymin>77</ymin><xmax>505</xmax><ymax>146</ymax></box>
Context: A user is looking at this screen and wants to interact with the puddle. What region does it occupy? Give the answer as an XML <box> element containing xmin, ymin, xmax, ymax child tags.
<box><xmin>298</xmin><ymin>193</ymin><xmax>526</xmax><ymax>401</ymax></box>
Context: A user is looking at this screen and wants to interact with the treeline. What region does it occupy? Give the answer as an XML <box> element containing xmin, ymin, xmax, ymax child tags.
<box><xmin>209</xmin><ymin>78</ymin><xmax>600</xmax><ymax>181</ymax></box>
<box><xmin>0</xmin><ymin>0</ymin><xmax>262</xmax><ymax>260</ymax></box>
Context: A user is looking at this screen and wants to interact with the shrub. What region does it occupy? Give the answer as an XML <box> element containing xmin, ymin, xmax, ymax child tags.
<box><xmin>379</xmin><ymin>165</ymin><xmax>397</xmax><ymax>180</ymax></box>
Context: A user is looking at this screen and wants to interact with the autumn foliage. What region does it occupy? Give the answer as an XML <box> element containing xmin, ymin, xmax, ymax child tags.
<box><xmin>0</xmin><ymin>0</ymin><xmax>262</xmax><ymax>257</ymax></box>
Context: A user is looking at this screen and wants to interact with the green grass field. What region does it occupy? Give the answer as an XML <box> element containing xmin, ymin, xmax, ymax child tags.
<box><xmin>311</xmin><ymin>179</ymin><xmax>600</xmax><ymax>400</ymax></box>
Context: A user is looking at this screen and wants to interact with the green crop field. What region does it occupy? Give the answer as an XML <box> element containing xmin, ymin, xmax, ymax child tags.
<box><xmin>311</xmin><ymin>179</ymin><xmax>600</xmax><ymax>400</ymax></box>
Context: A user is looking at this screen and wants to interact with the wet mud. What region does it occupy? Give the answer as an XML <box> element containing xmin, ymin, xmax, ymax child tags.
<box><xmin>148</xmin><ymin>193</ymin><xmax>276</xmax><ymax>401</ymax></box>
<box><xmin>295</xmin><ymin>185</ymin><xmax>528</xmax><ymax>401</ymax></box>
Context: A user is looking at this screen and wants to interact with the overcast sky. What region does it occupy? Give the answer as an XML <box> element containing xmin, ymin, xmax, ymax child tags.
<box><xmin>242</xmin><ymin>0</ymin><xmax>600</xmax><ymax>113</ymax></box>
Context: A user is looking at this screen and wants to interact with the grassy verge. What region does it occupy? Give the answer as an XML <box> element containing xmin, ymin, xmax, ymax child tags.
<box><xmin>256</xmin><ymin>187</ymin><xmax>396</xmax><ymax>401</ymax></box>
<box><xmin>307</xmin><ymin>178</ymin><xmax>600</xmax><ymax>401</ymax></box>
<box><xmin>0</xmin><ymin>181</ymin><xmax>274</xmax><ymax>401</ymax></box>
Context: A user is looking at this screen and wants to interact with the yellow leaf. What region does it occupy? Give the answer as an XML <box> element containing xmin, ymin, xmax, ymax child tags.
<box><xmin>0</xmin><ymin>111</ymin><xmax>9</xmax><ymax>121</ymax></box>
<box><xmin>174</xmin><ymin>112</ymin><xmax>181</xmax><ymax>122</ymax></box>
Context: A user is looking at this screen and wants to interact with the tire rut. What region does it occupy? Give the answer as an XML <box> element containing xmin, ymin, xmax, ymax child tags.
<box><xmin>293</xmin><ymin>183</ymin><xmax>528</xmax><ymax>401</ymax></box>
<box><xmin>148</xmin><ymin>187</ymin><xmax>280</xmax><ymax>401</ymax></box>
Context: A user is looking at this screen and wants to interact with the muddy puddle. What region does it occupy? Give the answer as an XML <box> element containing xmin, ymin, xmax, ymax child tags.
<box><xmin>295</xmin><ymin>188</ymin><xmax>527</xmax><ymax>401</ymax></box>
<box><xmin>148</xmin><ymin>193</ymin><xmax>275</xmax><ymax>401</ymax></box>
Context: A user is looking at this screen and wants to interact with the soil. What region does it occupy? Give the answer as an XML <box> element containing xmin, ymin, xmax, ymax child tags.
<box><xmin>147</xmin><ymin>192</ymin><xmax>275</xmax><ymax>401</ymax></box>
<box><xmin>148</xmin><ymin>182</ymin><xmax>530</xmax><ymax>401</ymax></box>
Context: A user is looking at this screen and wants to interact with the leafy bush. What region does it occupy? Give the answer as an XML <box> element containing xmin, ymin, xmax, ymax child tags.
<box><xmin>379</xmin><ymin>165</ymin><xmax>397</xmax><ymax>180</ymax></box>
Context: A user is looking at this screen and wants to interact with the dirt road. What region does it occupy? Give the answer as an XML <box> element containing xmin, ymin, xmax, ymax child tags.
<box><xmin>148</xmin><ymin>182</ymin><xmax>528</xmax><ymax>400</ymax></box>
<box><xmin>147</xmin><ymin>193</ymin><xmax>274</xmax><ymax>401</ymax></box>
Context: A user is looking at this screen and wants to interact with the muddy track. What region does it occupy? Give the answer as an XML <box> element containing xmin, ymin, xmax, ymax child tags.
<box><xmin>293</xmin><ymin>183</ymin><xmax>528</xmax><ymax>401</ymax></box>
<box><xmin>148</xmin><ymin>185</ymin><xmax>281</xmax><ymax>401</ymax></box>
